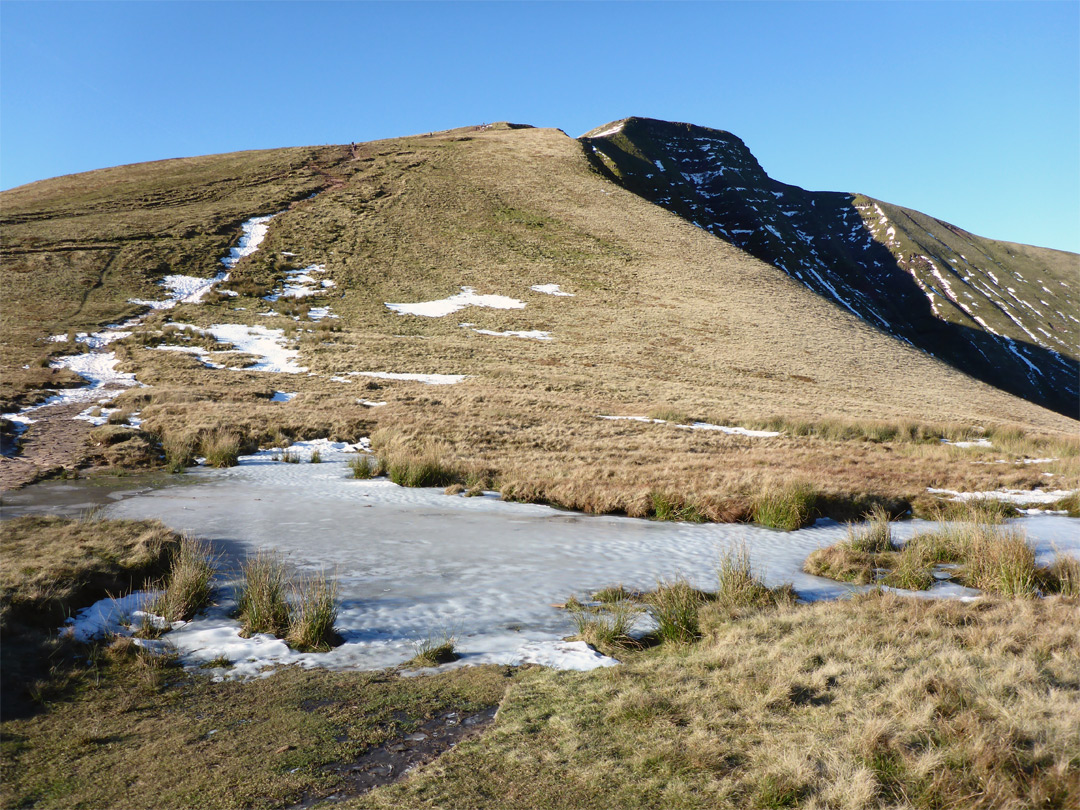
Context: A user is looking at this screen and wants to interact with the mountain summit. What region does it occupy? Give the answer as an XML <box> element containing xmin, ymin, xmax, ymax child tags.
<box><xmin>581</xmin><ymin>117</ymin><xmax>1078</xmax><ymax>415</ymax></box>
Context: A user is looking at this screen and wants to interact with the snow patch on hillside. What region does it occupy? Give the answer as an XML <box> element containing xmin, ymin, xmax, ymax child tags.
<box><xmin>386</xmin><ymin>287</ymin><xmax>526</xmax><ymax>317</ymax></box>
<box><xmin>530</xmin><ymin>284</ymin><xmax>574</xmax><ymax>297</ymax></box>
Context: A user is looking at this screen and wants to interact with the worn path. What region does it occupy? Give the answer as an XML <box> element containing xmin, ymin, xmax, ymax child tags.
<box><xmin>0</xmin><ymin>403</ymin><xmax>94</xmax><ymax>491</ymax></box>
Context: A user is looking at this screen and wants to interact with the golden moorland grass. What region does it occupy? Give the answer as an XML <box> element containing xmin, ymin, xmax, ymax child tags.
<box><xmin>0</xmin><ymin>514</ymin><xmax>179</xmax><ymax>633</ymax></box>
<box><xmin>3</xmin><ymin>124</ymin><xmax>1077</xmax><ymax>509</ymax></box>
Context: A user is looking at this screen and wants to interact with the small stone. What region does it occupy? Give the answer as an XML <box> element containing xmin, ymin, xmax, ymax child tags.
<box><xmin>405</xmin><ymin>732</ymin><xmax>428</xmax><ymax>742</ymax></box>
<box><xmin>387</xmin><ymin>742</ymin><xmax>407</xmax><ymax>752</ymax></box>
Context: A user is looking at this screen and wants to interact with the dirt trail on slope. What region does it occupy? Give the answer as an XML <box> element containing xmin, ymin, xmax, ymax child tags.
<box><xmin>0</xmin><ymin>404</ymin><xmax>94</xmax><ymax>491</ymax></box>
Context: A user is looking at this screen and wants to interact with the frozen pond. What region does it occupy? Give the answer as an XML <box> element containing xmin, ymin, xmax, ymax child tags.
<box><xmin>5</xmin><ymin>453</ymin><xmax>1078</xmax><ymax>678</ymax></box>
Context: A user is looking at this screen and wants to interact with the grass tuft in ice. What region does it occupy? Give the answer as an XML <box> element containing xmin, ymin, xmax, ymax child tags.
<box><xmin>286</xmin><ymin>571</ymin><xmax>338</xmax><ymax>652</ymax></box>
<box><xmin>592</xmin><ymin>585</ymin><xmax>638</xmax><ymax>604</ymax></box>
<box><xmin>752</xmin><ymin>482</ymin><xmax>816</xmax><ymax>530</ymax></box>
<box><xmin>962</xmin><ymin>527</ymin><xmax>1038</xmax><ymax>598</ymax></box>
<box><xmin>715</xmin><ymin>544</ymin><xmax>786</xmax><ymax>608</ymax></box>
<box><xmin>565</xmin><ymin>599</ymin><xmax>640</xmax><ymax>654</ymax></box>
<box><xmin>1039</xmin><ymin>555</ymin><xmax>1080</xmax><ymax>597</ymax></box>
<box><xmin>646</xmin><ymin>577</ymin><xmax>706</xmax><ymax>644</ymax></box>
<box><xmin>280</xmin><ymin>449</ymin><xmax>300</xmax><ymax>464</ymax></box>
<box><xmin>107</xmin><ymin>409</ymin><xmax>133</xmax><ymax>426</ymax></box>
<box><xmin>309</xmin><ymin>449</ymin><xmax>321</xmax><ymax>464</ymax></box>
<box><xmin>803</xmin><ymin>544</ymin><xmax>875</xmax><ymax>585</ymax></box>
<box><xmin>201</xmin><ymin>429</ymin><xmax>240</xmax><ymax>468</ymax></box>
<box><xmin>846</xmin><ymin>505</ymin><xmax>894</xmax><ymax>553</ymax></box>
<box><xmin>383</xmin><ymin>454</ymin><xmax>458</xmax><ymax>488</ymax></box>
<box><xmin>348</xmin><ymin>454</ymin><xmax>382</xmax><ymax>479</ymax></box>
<box><xmin>161</xmin><ymin>430</ymin><xmax>196</xmax><ymax>473</ymax></box>
<box><xmin>235</xmin><ymin>552</ymin><xmax>291</xmax><ymax>638</ymax></box>
<box><xmin>154</xmin><ymin>535</ymin><xmax>218</xmax><ymax>623</ymax></box>
<box><xmin>406</xmin><ymin>632</ymin><xmax>460</xmax><ymax>668</ymax></box>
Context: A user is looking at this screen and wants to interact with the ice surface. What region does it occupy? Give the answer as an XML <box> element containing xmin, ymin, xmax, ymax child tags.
<box><xmin>386</xmin><ymin>287</ymin><xmax>526</xmax><ymax>318</ymax></box>
<box><xmin>271</xmin><ymin>391</ymin><xmax>297</xmax><ymax>403</ymax></box>
<box><xmin>56</xmin><ymin>461</ymin><xmax>1080</xmax><ymax>679</ymax></box>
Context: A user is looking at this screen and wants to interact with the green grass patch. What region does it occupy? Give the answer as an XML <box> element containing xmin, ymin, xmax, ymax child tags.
<box><xmin>406</xmin><ymin>631</ymin><xmax>460</xmax><ymax>668</ymax></box>
<box><xmin>201</xmin><ymin>429</ymin><xmax>240</xmax><ymax>468</ymax></box>
<box><xmin>752</xmin><ymin>482</ymin><xmax>816</xmax><ymax>530</ymax></box>
<box><xmin>649</xmin><ymin>492</ymin><xmax>706</xmax><ymax>523</ymax></box>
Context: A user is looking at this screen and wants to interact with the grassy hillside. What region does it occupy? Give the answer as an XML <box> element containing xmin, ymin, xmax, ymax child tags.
<box><xmin>0</xmin><ymin>145</ymin><xmax>356</xmax><ymax>408</ymax></box>
<box><xmin>1</xmin><ymin>123</ymin><xmax>1076</xmax><ymax>512</ymax></box>
<box><xmin>582</xmin><ymin>117</ymin><xmax>1079</xmax><ymax>416</ymax></box>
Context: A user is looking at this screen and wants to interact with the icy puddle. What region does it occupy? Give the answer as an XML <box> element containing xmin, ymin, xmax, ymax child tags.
<box><xmin>46</xmin><ymin>456</ymin><xmax>1078</xmax><ymax>679</ymax></box>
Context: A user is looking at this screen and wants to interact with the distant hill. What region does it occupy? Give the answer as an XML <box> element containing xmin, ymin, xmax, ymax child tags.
<box><xmin>582</xmin><ymin>117</ymin><xmax>1078</xmax><ymax>416</ymax></box>
<box><xmin>1</xmin><ymin>121</ymin><xmax>1075</xmax><ymax>506</ymax></box>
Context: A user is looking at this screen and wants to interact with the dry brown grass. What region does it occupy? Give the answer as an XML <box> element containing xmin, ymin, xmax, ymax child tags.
<box><xmin>0</xmin><ymin>515</ymin><xmax>179</xmax><ymax>632</ymax></box>
<box><xmin>3</xmin><ymin>124</ymin><xmax>1076</xmax><ymax>511</ymax></box>
<box><xmin>362</xmin><ymin>593</ymin><xmax>1080</xmax><ymax>809</ymax></box>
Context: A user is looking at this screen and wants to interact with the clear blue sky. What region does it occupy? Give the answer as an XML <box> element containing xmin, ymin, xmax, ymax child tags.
<box><xmin>3</xmin><ymin>1</ymin><xmax>1077</xmax><ymax>252</ymax></box>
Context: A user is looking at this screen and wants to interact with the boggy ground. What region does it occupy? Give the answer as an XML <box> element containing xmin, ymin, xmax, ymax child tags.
<box><xmin>2</xmin><ymin>593</ymin><xmax>1076</xmax><ymax>809</ymax></box>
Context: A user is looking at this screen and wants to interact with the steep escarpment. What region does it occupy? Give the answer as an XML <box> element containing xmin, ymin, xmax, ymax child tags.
<box><xmin>581</xmin><ymin>117</ymin><xmax>1078</xmax><ymax>416</ymax></box>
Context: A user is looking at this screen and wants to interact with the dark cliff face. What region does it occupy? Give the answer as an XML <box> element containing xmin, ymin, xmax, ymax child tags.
<box><xmin>581</xmin><ymin>117</ymin><xmax>1079</xmax><ymax>417</ymax></box>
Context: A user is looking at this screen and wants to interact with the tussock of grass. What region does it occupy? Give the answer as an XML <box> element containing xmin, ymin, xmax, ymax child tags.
<box><xmin>649</xmin><ymin>491</ymin><xmax>706</xmax><ymax>523</ymax></box>
<box><xmin>846</xmin><ymin>505</ymin><xmax>894</xmax><ymax>553</ymax></box>
<box><xmin>566</xmin><ymin>599</ymin><xmax>640</xmax><ymax>655</ymax></box>
<box><xmin>962</xmin><ymin>527</ymin><xmax>1038</xmax><ymax>598</ymax></box>
<box><xmin>1039</xmin><ymin>555</ymin><xmax>1080</xmax><ymax>597</ymax></box>
<box><xmin>150</xmin><ymin>535</ymin><xmax>217</xmax><ymax>623</ymax></box>
<box><xmin>752</xmin><ymin>482</ymin><xmax>816</xmax><ymax>530</ymax></box>
<box><xmin>348</xmin><ymin>453</ymin><xmax>381</xmax><ymax>479</ymax></box>
<box><xmin>381</xmin><ymin>448</ymin><xmax>459</xmax><ymax>488</ymax></box>
<box><xmin>234</xmin><ymin>552</ymin><xmax>291</xmax><ymax>638</ymax></box>
<box><xmin>715</xmin><ymin>545</ymin><xmax>792</xmax><ymax>609</ymax></box>
<box><xmin>406</xmin><ymin>632</ymin><xmax>460</xmax><ymax>668</ymax></box>
<box><xmin>803</xmin><ymin>544</ymin><xmax>876</xmax><ymax>585</ymax></box>
<box><xmin>161</xmin><ymin>430</ymin><xmax>196</xmax><ymax>473</ymax></box>
<box><xmin>201</xmin><ymin>429</ymin><xmax>240</xmax><ymax>468</ymax></box>
<box><xmin>234</xmin><ymin>552</ymin><xmax>340</xmax><ymax>649</ymax></box>
<box><xmin>592</xmin><ymin>585</ymin><xmax>638</xmax><ymax>603</ymax></box>
<box><xmin>647</xmin><ymin>577</ymin><xmax>705</xmax><ymax>643</ymax></box>
<box><xmin>286</xmin><ymin>571</ymin><xmax>338</xmax><ymax>652</ymax></box>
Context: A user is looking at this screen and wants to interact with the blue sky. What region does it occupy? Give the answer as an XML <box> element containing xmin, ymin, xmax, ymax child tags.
<box><xmin>3</xmin><ymin>1</ymin><xmax>1077</xmax><ymax>252</ymax></box>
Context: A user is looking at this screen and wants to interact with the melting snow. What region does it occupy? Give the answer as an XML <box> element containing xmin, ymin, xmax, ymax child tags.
<box><xmin>530</xmin><ymin>284</ymin><xmax>574</xmax><ymax>297</ymax></box>
<box><xmin>598</xmin><ymin>416</ymin><xmax>780</xmax><ymax>438</ymax></box>
<box><xmin>270</xmin><ymin>391</ymin><xmax>297</xmax><ymax>403</ymax></box>
<box><xmin>355</xmin><ymin>371</ymin><xmax>467</xmax><ymax>385</ymax></box>
<box><xmin>169</xmin><ymin>323</ymin><xmax>307</xmax><ymax>373</ymax></box>
<box><xmin>386</xmin><ymin>287</ymin><xmax>526</xmax><ymax>318</ymax></box>
<box><xmin>927</xmin><ymin>487</ymin><xmax>1075</xmax><ymax>505</ymax></box>
<box><xmin>586</xmin><ymin>122</ymin><xmax>625</xmax><ymax>139</ymax></box>
<box><xmin>221</xmin><ymin>214</ymin><xmax>276</xmax><ymax>269</ymax></box>
<box><xmin>466</xmin><ymin>327</ymin><xmax>553</xmax><ymax>341</ymax></box>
